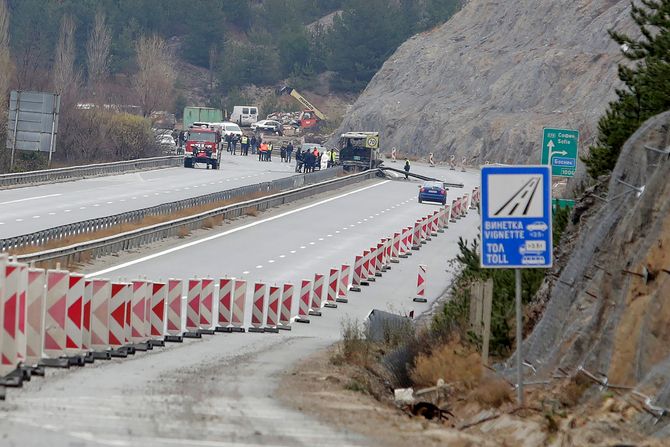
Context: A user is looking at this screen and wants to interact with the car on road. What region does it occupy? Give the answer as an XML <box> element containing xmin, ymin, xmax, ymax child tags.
<box><xmin>418</xmin><ymin>181</ymin><xmax>447</xmax><ymax>205</ymax></box>
<box><xmin>526</xmin><ymin>222</ymin><xmax>549</xmax><ymax>232</ymax></box>
<box><xmin>251</xmin><ymin>119</ymin><xmax>282</xmax><ymax>133</ymax></box>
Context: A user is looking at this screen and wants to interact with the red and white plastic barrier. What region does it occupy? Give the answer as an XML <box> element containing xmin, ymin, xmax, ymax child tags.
<box><xmin>26</xmin><ymin>268</ymin><xmax>46</xmax><ymax>366</ymax></box>
<box><xmin>327</xmin><ymin>268</ymin><xmax>339</xmax><ymax>304</ymax></box>
<box><xmin>339</xmin><ymin>264</ymin><xmax>351</xmax><ymax>303</ymax></box>
<box><xmin>362</xmin><ymin>249</ymin><xmax>371</xmax><ymax>281</ymax></box>
<box><xmin>231</xmin><ymin>279</ymin><xmax>247</xmax><ymax>329</ymax></box>
<box><xmin>462</xmin><ymin>193</ymin><xmax>470</xmax><ymax>215</ymax></box>
<box><xmin>369</xmin><ymin>246</ymin><xmax>378</xmax><ymax>277</ymax></box>
<box><xmin>218</xmin><ymin>278</ymin><xmax>233</xmax><ymax>328</ymax></box>
<box><xmin>450</xmin><ymin>199</ymin><xmax>459</xmax><ymax>222</ymax></box>
<box><xmin>43</xmin><ymin>268</ymin><xmax>69</xmax><ymax>359</ymax></box>
<box><xmin>352</xmin><ymin>256</ymin><xmax>363</xmax><ymax>291</ymax></box>
<box><xmin>266</xmin><ymin>285</ymin><xmax>280</xmax><ymax>332</ymax></box>
<box><xmin>108</xmin><ymin>282</ymin><xmax>127</xmax><ymax>347</ymax></box>
<box><xmin>83</xmin><ymin>280</ymin><xmax>92</xmax><ymax>352</ymax></box>
<box><xmin>297</xmin><ymin>279</ymin><xmax>312</xmax><ymax>320</ymax></box>
<box><xmin>431</xmin><ymin>211</ymin><xmax>439</xmax><ymax>236</ymax></box>
<box><xmin>312</xmin><ymin>273</ymin><xmax>324</xmax><ymax>311</ymax></box>
<box><xmin>185</xmin><ymin>279</ymin><xmax>201</xmax><ymax>333</ymax></box>
<box><xmin>376</xmin><ymin>242</ymin><xmax>385</xmax><ymax>274</ymax></box>
<box><xmin>123</xmin><ymin>283</ymin><xmax>132</xmax><ymax>345</ymax></box>
<box><xmin>251</xmin><ymin>282</ymin><xmax>266</xmax><ymax>331</ymax></box>
<box><xmin>2</xmin><ymin>262</ymin><xmax>26</xmax><ymax>374</ymax></box>
<box><xmin>166</xmin><ymin>279</ymin><xmax>183</xmax><ymax>336</ymax></box>
<box><xmin>279</xmin><ymin>283</ymin><xmax>294</xmax><ymax>329</ymax></box>
<box><xmin>412</xmin><ymin>220</ymin><xmax>422</xmax><ymax>249</ymax></box>
<box><xmin>65</xmin><ymin>273</ymin><xmax>85</xmax><ymax>356</ymax></box>
<box><xmin>199</xmin><ymin>278</ymin><xmax>214</xmax><ymax>331</ymax></box>
<box><xmin>90</xmin><ymin>279</ymin><xmax>111</xmax><ymax>351</ymax></box>
<box><xmin>391</xmin><ymin>232</ymin><xmax>401</xmax><ymax>261</ymax></box>
<box><xmin>413</xmin><ymin>265</ymin><xmax>428</xmax><ymax>303</ymax></box>
<box><xmin>150</xmin><ymin>282</ymin><xmax>167</xmax><ymax>339</ymax></box>
<box><xmin>131</xmin><ymin>280</ymin><xmax>148</xmax><ymax>344</ymax></box>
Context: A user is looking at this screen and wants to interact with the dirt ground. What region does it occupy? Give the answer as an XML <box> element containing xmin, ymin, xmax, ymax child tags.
<box><xmin>276</xmin><ymin>346</ymin><xmax>667</xmax><ymax>447</ymax></box>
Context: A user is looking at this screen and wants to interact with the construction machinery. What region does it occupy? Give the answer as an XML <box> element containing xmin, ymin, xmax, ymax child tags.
<box><xmin>277</xmin><ymin>86</ymin><xmax>327</xmax><ymax>129</ymax></box>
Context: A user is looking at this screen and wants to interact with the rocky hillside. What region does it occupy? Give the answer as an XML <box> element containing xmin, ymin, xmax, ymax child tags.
<box><xmin>518</xmin><ymin>111</ymin><xmax>670</xmax><ymax>436</ymax></box>
<box><xmin>333</xmin><ymin>0</ymin><xmax>633</xmax><ymax>170</ymax></box>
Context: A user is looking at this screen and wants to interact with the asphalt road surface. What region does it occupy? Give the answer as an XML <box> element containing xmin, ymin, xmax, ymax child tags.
<box><xmin>0</xmin><ymin>155</ymin><xmax>296</xmax><ymax>238</ymax></box>
<box><xmin>493</xmin><ymin>175</ymin><xmax>541</xmax><ymax>217</ymax></box>
<box><xmin>0</xmin><ymin>163</ymin><xmax>478</xmax><ymax>446</ymax></box>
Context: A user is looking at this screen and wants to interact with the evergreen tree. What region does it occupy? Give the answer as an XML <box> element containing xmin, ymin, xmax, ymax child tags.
<box><xmin>584</xmin><ymin>0</ymin><xmax>670</xmax><ymax>178</ymax></box>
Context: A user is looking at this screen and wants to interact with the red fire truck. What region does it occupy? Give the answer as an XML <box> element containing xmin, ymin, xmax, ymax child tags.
<box><xmin>183</xmin><ymin>125</ymin><xmax>221</xmax><ymax>169</ymax></box>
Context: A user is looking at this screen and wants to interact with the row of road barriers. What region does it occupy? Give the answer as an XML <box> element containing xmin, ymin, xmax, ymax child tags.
<box><xmin>0</xmin><ymin>185</ymin><xmax>481</xmax><ymax>399</ymax></box>
<box><xmin>0</xmin><ymin>156</ymin><xmax>182</xmax><ymax>189</ymax></box>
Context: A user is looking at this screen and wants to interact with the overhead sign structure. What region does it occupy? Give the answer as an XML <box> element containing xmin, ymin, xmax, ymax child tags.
<box><xmin>480</xmin><ymin>165</ymin><xmax>553</xmax><ymax>269</ymax></box>
<box><xmin>541</xmin><ymin>128</ymin><xmax>578</xmax><ymax>177</ymax></box>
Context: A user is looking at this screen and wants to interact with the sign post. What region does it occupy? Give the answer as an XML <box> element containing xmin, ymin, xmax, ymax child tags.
<box><xmin>541</xmin><ymin>128</ymin><xmax>578</xmax><ymax>177</ymax></box>
<box><xmin>480</xmin><ymin>165</ymin><xmax>553</xmax><ymax>405</ymax></box>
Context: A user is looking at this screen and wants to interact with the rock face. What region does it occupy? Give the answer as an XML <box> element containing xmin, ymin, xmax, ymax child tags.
<box><xmin>520</xmin><ymin>111</ymin><xmax>670</xmax><ymax>436</ymax></box>
<box><xmin>333</xmin><ymin>0</ymin><xmax>633</xmax><ymax>170</ymax></box>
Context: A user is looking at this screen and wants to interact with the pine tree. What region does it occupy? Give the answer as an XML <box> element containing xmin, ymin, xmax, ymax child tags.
<box><xmin>584</xmin><ymin>0</ymin><xmax>670</xmax><ymax>178</ymax></box>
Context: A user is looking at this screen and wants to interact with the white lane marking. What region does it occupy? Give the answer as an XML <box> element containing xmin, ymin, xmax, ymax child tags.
<box><xmin>32</xmin><ymin>215</ymin><xmax>40</xmax><ymax>219</ymax></box>
<box><xmin>327</xmin><ymin>234</ymin><xmax>333</xmax><ymax>237</ymax></box>
<box><xmin>15</xmin><ymin>218</ymin><xmax>23</xmax><ymax>222</ymax></box>
<box><xmin>80</xmin><ymin>207</ymin><xmax>86</xmax><ymax>210</ymax></box>
<box><xmin>64</xmin><ymin>209</ymin><xmax>71</xmax><ymax>213</ymax></box>
<box><xmin>335</xmin><ymin>230</ymin><xmax>340</xmax><ymax>234</ymax></box>
<box><xmin>309</xmin><ymin>242</ymin><xmax>315</xmax><ymax>245</ymax></box>
<box><xmin>242</xmin><ymin>271</ymin><xmax>250</xmax><ymax>274</ymax></box>
<box><xmin>256</xmin><ymin>265</ymin><xmax>263</xmax><ymax>269</ymax></box>
<box><xmin>268</xmin><ymin>260</ymin><xmax>275</xmax><ymax>263</ymax></box>
<box><xmin>93</xmin><ymin>204</ymin><xmax>100</xmax><ymax>207</ymax></box>
<box><xmin>289</xmin><ymin>250</ymin><xmax>296</xmax><ymax>254</ymax></box>
<box><xmin>279</xmin><ymin>254</ymin><xmax>285</xmax><ymax>258</ymax></box>
<box><xmin>48</xmin><ymin>212</ymin><xmax>56</xmax><ymax>215</ymax></box>
<box><xmin>0</xmin><ymin>193</ymin><xmax>62</xmax><ymax>205</ymax></box>
<box><xmin>86</xmin><ymin>181</ymin><xmax>389</xmax><ymax>278</ymax></box>
<box><xmin>0</xmin><ymin>222</ymin><xmax>4</xmax><ymax>225</ymax></box>
<box><xmin>300</xmin><ymin>246</ymin><xmax>306</xmax><ymax>249</ymax></box>
<box><xmin>357</xmin><ymin>221</ymin><xmax>362</xmax><ymax>224</ymax></box>
<box><xmin>318</xmin><ymin>238</ymin><xmax>324</xmax><ymax>241</ymax></box>
<box><xmin>106</xmin><ymin>202</ymin><xmax>113</xmax><ymax>204</ymax></box>
<box><xmin>120</xmin><ymin>199</ymin><xmax>126</xmax><ymax>202</ymax></box>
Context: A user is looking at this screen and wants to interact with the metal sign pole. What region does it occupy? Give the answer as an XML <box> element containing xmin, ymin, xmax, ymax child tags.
<box><xmin>47</xmin><ymin>94</ymin><xmax>59</xmax><ymax>168</ymax></box>
<box><xmin>515</xmin><ymin>268</ymin><xmax>524</xmax><ymax>406</ymax></box>
<box><xmin>10</xmin><ymin>91</ymin><xmax>21</xmax><ymax>170</ymax></box>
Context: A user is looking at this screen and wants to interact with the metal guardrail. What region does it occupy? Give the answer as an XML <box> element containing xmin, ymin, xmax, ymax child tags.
<box><xmin>15</xmin><ymin>169</ymin><xmax>377</xmax><ymax>266</ymax></box>
<box><xmin>0</xmin><ymin>156</ymin><xmax>182</xmax><ymax>189</ymax></box>
<box><xmin>1</xmin><ymin>167</ymin><xmax>343</xmax><ymax>252</ymax></box>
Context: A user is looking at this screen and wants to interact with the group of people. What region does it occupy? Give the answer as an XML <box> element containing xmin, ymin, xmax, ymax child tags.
<box><xmin>295</xmin><ymin>147</ymin><xmax>322</xmax><ymax>173</ymax></box>
<box><xmin>226</xmin><ymin>133</ymin><xmax>263</xmax><ymax>156</ymax></box>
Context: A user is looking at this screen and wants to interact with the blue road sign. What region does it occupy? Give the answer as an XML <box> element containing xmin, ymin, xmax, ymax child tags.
<box><xmin>480</xmin><ymin>165</ymin><xmax>552</xmax><ymax>269</ymax></box>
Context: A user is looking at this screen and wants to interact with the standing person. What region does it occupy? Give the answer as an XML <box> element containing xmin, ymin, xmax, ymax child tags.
<box><xmin>329</xmin><ymin>149</ymin><xmax>336</xmax><ymax>168</ymax></box>
<box><xmin>250</xmin><ymin>135</ymin><xmax>257</xmax><ymax>155</ymax></box>
<box><xmin>286</xmin><ymin>141</ymin><xmax>293</xmax><ymax>162</ymax></box>
<box><xmin>295</xmin><ymin>149</ymin><xmax>303</xmax><ymax>172</ymax></box>
<box><xmin>241</xmin><ymin>134</ymin><xmax>248</xmax><ymax>156</ymax></box>
<box><xmin>259</xmin><ymin>142</ymin><xmax>266</xmax><ymax>161</ymax></box>
<box><xmin>404</xmin><ymin>159</ymin><xmax>411</xmax><ymax>180</ymax></box>
<box><xmin>280</xmin><ymin>144</ymin><xmax>286</xmax><ymax>162</ymax></box>
<box><xmin>226</xmin><ymin>133</ymin><xmax>232</xmax><ymax>153</ymax></box>
<box><xmin>267</xmin><ymin>142</ymin><xmax>273</xmax><ymax>161</ymax></box>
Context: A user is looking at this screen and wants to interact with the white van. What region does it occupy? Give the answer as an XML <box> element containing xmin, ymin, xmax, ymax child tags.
<box><xmin>230</xmin><ymin>106</ymin><xmax>258</xmax><ymax>126</ymax></box>
<box><xmin>211</xmin><ymin>122</ymin><xmax>243</xmax><ymax>137</ymax></box>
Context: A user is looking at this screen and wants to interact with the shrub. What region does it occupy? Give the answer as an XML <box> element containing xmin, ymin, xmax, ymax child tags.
<box><xmin>410</xmin><ymin>342</ymin><xmax>482</xmax><ymax>390</ymax></box>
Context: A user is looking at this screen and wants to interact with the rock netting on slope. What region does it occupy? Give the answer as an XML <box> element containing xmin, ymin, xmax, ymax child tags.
<box><xmin>520</xmin><ymin>111</ymin><xmax>670</xmax><ymax>436</ymax></box>
<box><xmin>332</xmin><ymin>0</ymin><xmax>633</xmax><ymax>172</ymax></box>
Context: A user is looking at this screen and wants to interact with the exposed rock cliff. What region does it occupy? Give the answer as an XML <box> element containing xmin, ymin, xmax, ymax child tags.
<box><xmin>333</xmin><ymin>0</ymin><xmax>633</xmax><ymax>172</ymax></box>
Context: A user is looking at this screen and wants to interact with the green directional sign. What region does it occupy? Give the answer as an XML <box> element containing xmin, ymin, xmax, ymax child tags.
<box><xmin>552</xmin><ymin>198</ymin><xmax>575</xmax><ymax>211</ymax></box>
<box><xmin>541</xmin><ymin>128</ymin><xmax>579</xmax><ymax>177</ymax></box>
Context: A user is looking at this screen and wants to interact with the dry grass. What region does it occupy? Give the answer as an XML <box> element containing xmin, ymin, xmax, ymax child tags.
<box><xmin>557</xmin><ymin>375</ymin><xmax>591</xmax><ymax>408</ymax></box>
<box><xmin>177</xmin><ymin>227</ymin><xmax>191</xmax><ymax>239</ymax></box>
<box><xmin>469</xmin><ymin>376</ymin><xmax>513</xmax><ymax>408</ymax></box>
<box><xmin>410</xmin><ymin>341</ymin><xmax>482</xmax><ymax>389</ymax></box>
<box><xmin>245</xmin><ymin>207</ymin><xmax>258</xmax><ymax>217</ymax></box>
<box><xmin>8</xmin><ymin>190</ymin><xmax>270</xmax><ymax>256</ymax></box>
<box><xmin>332</xmin><ymin>319</ymin><xmax>371</xmax><ymax>367</ymax></box>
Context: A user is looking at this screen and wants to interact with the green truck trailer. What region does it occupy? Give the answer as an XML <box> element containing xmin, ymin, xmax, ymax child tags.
<box><xmin>183</xmin><ymin>106</ymin><xmax>224</xmax><ymax>128</ymax></box>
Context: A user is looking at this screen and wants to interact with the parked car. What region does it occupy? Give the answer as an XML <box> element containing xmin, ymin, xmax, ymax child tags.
<box><xmin>209</xmin><ymin>122</ymin><xmax>243</xmax><ymax>137</ymax></box>
<box><xmin>251</xmin><ymin>119</ymin><xmax>282</xmax><ymax>133</ymax></box>
<box><xmin>418</xmin><ymin>181</ymin><xmax>447</xmax><ymax>205</ymax></box>
<box><xmin>156</xmin><ymin>133</ymin><xmax>177</xmax><ymax>153</ymax></box>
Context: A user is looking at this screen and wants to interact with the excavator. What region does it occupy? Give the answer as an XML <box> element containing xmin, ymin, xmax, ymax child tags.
<box><xmin>276</xmin><ymin>86</ymin><xmax>327</xmax><ymax>129</ymax></box>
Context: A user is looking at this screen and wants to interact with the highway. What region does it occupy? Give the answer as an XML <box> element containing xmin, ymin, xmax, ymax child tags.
<box><xmin>0</xmin><ymin>163</ymin><xmax>478</xmax><ymax>446</ymax></box>
<box><xmin>0</xmin><ymin>155</ymin><xmax>296</xmax><ymax>238</ymax></box>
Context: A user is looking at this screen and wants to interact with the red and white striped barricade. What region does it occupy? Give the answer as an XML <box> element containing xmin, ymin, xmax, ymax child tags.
<box><xmin>413</xmin><ymin>265</ymin><xmax>428</xmax><ymax>303</ymax></box>
<box><xmin>199</xmin><ymin>278</ymin><xmax>215</xmax><ymax>335</ymax></box>
<box><xmin>462</xmin><ymin>194</ymin><xmax>470</xmax><ymax>217</ymax></box>
<box><xmin>165</xmin><ymin>279</ymin><xmax>184</xmax><ymax>342</ymax></box>
<box><xmin>380</xmin><ymin>239</ymin><xmax>389</xmax><ymax>271</ymax></box>
<box><xmin>265</xmin><ymin>286</ymin><xmax>280</xmax><ymax>333</ymax></box>
<box><xmin>440</xmin><ymin>206</ymin><xmax>450</xmax><ymax>230</ymax></box>
<box><xmin>450</xmin><ymin>199</ymin><xmax>459</xmax><ymax>223</ymax></box>
<box><xmin>412</xmin><ymin>220</ymin><xmax>422</xmax><ymax>250</ymax></box>
<box><xmin>130</xmin><ymin>280</ymin><xmax>150</xmax><ymax>350</ymax></box>
<box><xmin>1</xmin><ymin>261</ymin><xmax>27</xmax><ymax>382</ymax></box>
<box><xmin>391</xmin><ymin>232</ymin><xmax>401</xmax><ymax>263</ymax></box>
<box><xmin>249</xmin><ymin>282</ymin><xmax>266</xmax><ymax>333</ymax></box>
<box><xmin>310</xmin><ymin>274</ymin><xmax>324</xmax><ymax>316</ymax></box>
<box><xmin>338</xmin><ymin>264</ymin><xmax>351</xmax><ymax>303</ymax></box>
<box><xmin>325</xmin><ymin>268</ymin><xmax>339</xmax><ymax>308</ymax></box>
<box><xmin>400</xmin><ymin>227</ymin><xmax>411</xmax><ymax>258</ymax></box>
<box><xmin>184</xmin><ymin>278</ymin><xmax>202</xmax><ymax>338</ymax></box>
<box><xmin>295</xmin><ymin>279</ymin><xmax>312</xmax><ymax>323</ymax></box>
<box><xmin>231</xmin><ymin>279</ymin><xmax>247</xmax><ymax>332</ymax></box>
<box><xmin>89</xmin><ymin>279</ymin><xmax>111</xmax><ymax>358</ymax></box>
<box><xmin>122</xmin><ymin>283</ymin><xmax>134</xmax><ymax>352</ymax></box>
<box><xmin>361</xmin><ymin>250</ymin><xmax>372</xmax><ymax>285</ymax></box>
<box><xmin>149</xmin><ymin>282</ymin><xmax>167</xmax><ymax>347</ymax></box>
<box><xmin>41</xmin><ymin>268</ymin><xmax>71</xmax><ymax>367</ymax></box>
<box><xmin>64</xmin><ymin>273</ymin><xmax>86</xmax><ymax>363</ymax></box>
<box><xmin>108</xmin><ymin>282</ymin><xmax>129</xmax><ymax>357</ymax></box>
<box><xmin>471</xmin><ymin>187</ymin><xmax>480</xmax><ymax>209</ymax></box>
<box><xmin>367</xmin><ymin>246</ymin><xmax>378</xmax><ymax>281</ymax></box>
<box><xmin>216</xmin><ymin>278</ymin><xmax>233</xmax><ymax>332</ymax></box>
<box><xmin>430</xmin><ymin>211</ymin><xmax>440</xmax><ymax>236</ymax></box>
<box><xmin>385</xmin><ymin>238</ymin><xmax>393</xmax><ymax>268</ymax></box>
<box><xmin>26</xmin><ymin>268</ymin><xmax>46</xmax><ymax>368</ymax></box>
<box><xmin>16</xmin><ymin>265</ymin><xmax>28</xmax><ymax>370</ymax></box>
<box><xmin>351</xmin><ymin>256</ymin><xmax>363</xmax><ymax>292</ymax></box>
<box><xmin>376</xmin><ymin>242</ymin><xmax>385</xmax><ymax>275</ymax></box>
<box><xmin>421</xmin><ymin>216</ymin><xmax>431</xmax><ymax>242</ymax></box>
<box><xmin>278</xmin><ymin>283</ymin><xmax>294</xmax><ymax>330</ymax></box>
<box><xmin>82</xmin><ymin>280</ymin><xmax>92</xmax><ymax>356</ymax></box>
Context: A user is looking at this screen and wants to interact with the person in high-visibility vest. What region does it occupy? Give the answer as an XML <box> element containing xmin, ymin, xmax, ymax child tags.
<box><xmin>241</xmin><ymin>135</ymin><xmax>249</xmax><ymax>155</ymax></box>
<box><xmin>329</xmin><ymin>149</ymin><xmax>336</xmax><ymax>168</ymax></box>
<box><xmin>404</xmin><ymin>159</ymin><xmax>410</xmax><ymax>180</ymax></box>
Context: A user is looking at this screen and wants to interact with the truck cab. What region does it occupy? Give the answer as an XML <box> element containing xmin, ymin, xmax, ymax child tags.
<box><xmin>184</xmin><ymin>126</ymin><xmax>222</xmax><ymax>169</ymax></box>
<box><xmin>337</xmin><ymin>132</ymin><xmax>382</xmax><ymax>171</ymax></box>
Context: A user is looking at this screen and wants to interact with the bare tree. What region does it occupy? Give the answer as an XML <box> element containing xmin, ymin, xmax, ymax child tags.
<box><xmin>53</xmin><ymin>14</ymin><xmax>80</xmax><ymax>97</ymax></box>
<box><xmin>86</xmin><ymin>11</ymin><xmax>111</xmax><ymax>94</ymax></box>
<box><xmin>0</xmin><ymin>0</ymin><xmax>11</xmax><ymax>119</ymax></box>
<box><xmin>133</xmin><ymin>35</ymin><xmax>175</xmax><ymax>118</ymax></box>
